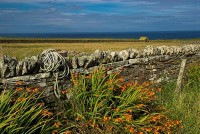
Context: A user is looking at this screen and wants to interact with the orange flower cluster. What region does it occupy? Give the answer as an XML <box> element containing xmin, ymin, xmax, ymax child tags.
<box><xmin>26</xmin><ymin>87</ymin><xmax>39</xmax><ymax>93</ymax></box>
<box><xmin>16</xmin><ymin>97</ymin><xmax>26</xmax><ymax>102</ymax></box>
<box><xmin>51</xmin><ymin>130</ymin><xmax>58</xmax><ymax>134</ymax></box>
<box><xmin>42</xmin><ymin>109</ymin><xmax>53</xmax><ymax>117</ymax></box>
<box><xmin>124</xmin><ymin>114</ymin><xmax>132</xmax><ymax>122</ymax></box>
<box><xmin>144</xmin><ymin>114</ymin><xmax>182</xmax><ymax>134</ymax></box>
<box><xmin>117</xmin><ymin>76</ymin><xmax>124</xmax><ymax>82</ymax></box>
<box><xmin>119</xmin><ymin>82</ymin><xmax>133</xmax><ymax>92</ymax></box>
<box><xmin>124</xmin><ymin>126</ymin><xmax>136</xmax><ymax>133</ymax></box>
<box><xmin>85</xmin><ymin>74</ymin><xmax>92</xmax><ymax>79</ymax></box>
<box><xmin>75</xmin><ymin>115</ymin><xmax>85</xmax><ymax>121</ymax></box>
<box><xmin>107</xmin><ymin>125</ymin><xmax>114</xmax><ymax>131</ymax></box>
<box><xmin>62</xmin><ymin>131</ymin><xmax>71</xmax><ymax>134</ymax></box>
<box><xmin>151</xmin><ymin>114</ymin><xmax>162</xmax><ymax>122</ymax></box>
<box><xmin>137</xmin><ymin>83</ymin><xmax>160</xmax><ymax>102</ymax></box>
<box><xmin>103</xmin><ymin>116</ymin><xmax>111</xmax><ymax>124</ymax></box>
<box><xmin>135</xmin><ymin>104</ymin><xmax>146</xmax><ymax>109</ymax></box>
<box><xmin>114</xmin><ymin>117</ymin><xmax>123</xmax><ymax>123</ymax></box>
<box><xmin>141</xmin><ymin>127</ymin><xmax>153</xmax><ymax>132</ymax></box>
<box><xmin>16</xmin><ymin>81</ymin><xmax>23</xmax><ymax>86</ymax></box>
<box><xmin>16</xmin><ymin>87</ymin><xmax>23</xmax><ymax>91</ymax></box>
<box><xmin>53</xmin><ymin>121</ymin><xmax>61</xmax><ymax>128</ymax></box>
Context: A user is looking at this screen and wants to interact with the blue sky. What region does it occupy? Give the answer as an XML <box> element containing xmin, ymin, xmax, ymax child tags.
<box><xmin>0</xmin><ymin>0</ymin><xmax>200</xmax><ymax>33</ymax></box>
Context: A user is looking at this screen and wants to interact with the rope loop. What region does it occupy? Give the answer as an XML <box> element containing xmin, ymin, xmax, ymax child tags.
<box><xmin>39</xmin><ymin>49</ymin><xmax>70</xmax><ymax>98</ymax></box>
<box><xmin>39</xmin><ymin>49</ymin><xmax>69</xmax><ymax>78</ymax></box>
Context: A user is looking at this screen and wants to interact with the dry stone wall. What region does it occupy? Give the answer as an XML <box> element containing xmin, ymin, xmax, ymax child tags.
<box><xmin>0</xmin><ymin>44</ymin><xmax>200</xmax><ymax>85</ymax></box>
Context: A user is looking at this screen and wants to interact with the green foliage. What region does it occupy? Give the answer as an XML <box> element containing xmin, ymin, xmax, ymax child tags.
<box><xmin>60</xmin><ymin>67</ymin><xmax>181</xmax><ymax>133</ymax></box>
<box><xmin>0</xmin><ymin>89</ymin><xmax>54</xmax><ymax>134</ymax></box>
<box><xmin>186</xmin><ymin>63</ymin><xmax>200</xmax><ymax>88</ymax></box>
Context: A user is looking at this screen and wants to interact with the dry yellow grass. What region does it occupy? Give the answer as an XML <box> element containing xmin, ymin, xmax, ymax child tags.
<box><xmin>0</xmin><ymin>40</ymin><xmax>196</xmax><ymax>59</ymax></box>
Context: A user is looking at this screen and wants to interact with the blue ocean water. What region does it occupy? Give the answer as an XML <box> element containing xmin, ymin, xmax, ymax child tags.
<box><xmin>0</xmin><ymin>31</ymin><xmax>200</xmax><ymax>40</ymax></box>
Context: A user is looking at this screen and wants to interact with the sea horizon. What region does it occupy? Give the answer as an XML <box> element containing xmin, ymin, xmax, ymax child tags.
<box><xmin>1</xmin><ymin>30</ymin><xmax>200</xmax><ymax>40</ymax></box>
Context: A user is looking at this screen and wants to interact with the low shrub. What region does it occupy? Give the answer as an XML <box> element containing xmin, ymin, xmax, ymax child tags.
<box><xmin>59</xmin><ymin>67</ymin><xmax>182</xmax><ymax>133</ymax></box>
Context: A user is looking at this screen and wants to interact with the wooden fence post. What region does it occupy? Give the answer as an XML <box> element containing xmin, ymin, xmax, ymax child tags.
<box><xmin>176</xmin><ymin>59</ymin><xmax>187</xmax><ymax>92</ymax></box>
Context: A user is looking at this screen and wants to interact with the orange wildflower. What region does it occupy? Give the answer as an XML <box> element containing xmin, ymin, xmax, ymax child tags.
<box><xmin>148</xmin><ymin>91</ymin><xmax>155</xmax><ymax>96</ymax></box>
<box><xmin>115</xmin><ymin>108</ymin><xmax>119</xmax><ymax>112</ymax></box>
<box><xmin>125</xmin><ymin>126</ymin><xmax>136</xmax><ymax>133</ymax></box>
<box><xmin>16</xmin><ymin>97</ymin><xmax>26</xmax><ymax>102</ymax></box>
<box><xmin>105</xmin><ymin>67</ymin><xmax>110</xmax><ymax>71</ymax></box>
<box><xmin>56</xmin><ymin>112</ymin><xmax>63</xmax><ymax>116</ymax></box>
<box><xmin>53</xmin><ymin>122</ymin><xmax>61</xmax><ymax>128</ymax></box>
<box><xmin>127</xmin><ymin>109</ymin><xmax>133</xmax><ymax>113</ymax></box>
<box><xmin>120</xmin><ymin>85</ymin><xmax>127</xmax><ymax>92</ymax></box>
<box><xmin>75</xmin><ymin>115</ymin><xmax>84</xmax><ymax>121</ymax></box>
<box><xmin>108</xmin><ymin>125</ymin><xmax>113</xmax><ymax>131</ymax></box>
<box><xmin>16</xmin><ymin>81</ymin><xmax>23</xmax><ymax>85</ymax></box>
<box><xmin>157</xmin><ymin>114</ymin><xmax>162</xmax><ymax>119</ymax></box>
<box><xmin>26</xmin><ymin>88</ymin><xmax>31</xmax><ymax>92</ymax></box>
<box><xmin>103</xmin><ymin>116</ymin><xmax>111</xmax><ymax>124</ymax></box>
<box><xmin>180</xmin><ymin>126</ymin><xmax>184</xmax><ymax>129</ymax></box>
<box><xmin>38</xmin><ymin>102</ymin><xmax>45</xmax><ymax>106</ymax></box>
<box><xmin>154</xmin><ymin>126</ymin><xmax>161</xmax><ymax>132</ymax></box>
<box><xmin>151</xmin><ymin>117</ymin><xmax>157</xmax><ymax>122</ymax></box>
<box><xmin>142</xmin><ymin>82</ymin><xmax>149</xmax><ymax>87</ymax></box>
<box><xmin>157</xmin><ymin>88</ymin><xmax>161</xmax><ymax>92</ymax></box>
<box><xmin>153</xmin><ymin>129</ymin><xmax>159</xmax><ymax>134</ymax></box>
<box><xmin>32</xmin><ymin>88</ymin><xmax>39</xmax><ymax>93</ymax></box>
<box><xmin>174</xmin><ymin>120</ymin><xmax>181</xmax><ymax>125</ymax></box>
<box><xmin>120</xmin><ymin>67</ymin><xmax>126</xmax><ymax>71</ymax></box>
<box><xmin>61</xmin><ymin>90</ymin><xmax>66</xmax><ymax>94</ymax></box>
<box><xmin>16</xmin><ymin>87</ymin><xmax>23</xmax><ymax>91</ymax></box>
<box><xmin>150</xmin><ymin>81</ymin><xmax>154</xmax><ymax>85</ymax></box>
<box><xmin>138</xmin><ymin>132</ymin><xmax>144</xmax><ymax>134</ymax></box>
<box><xmin>62</xmin><ymin>131</ymin><xmax>71</xmax><ymax>134</ymax></box>
<box><xmin>42</xmin><ymin>110</ymin><xmax>53</xmax><ymax>117</ymax></box>
<box><xmin>126</xmin><ymin>82</ymin><xmax>132</xmax><ymax>87</ymax></box>
<box><xmin>144</xmin><ymin>127</ymin><xmax>152</xmax><ymax>132</ymax></box>
<box><xmin>90</xmin><ymin>123</ymin><xmax>95</xmax><ymax>128</ymax></box>
<box><xmin>52</xmin><ymin>130</ymin><xmax>58</xmax><ymax>134</ymax></box>
<box><xmin>114</xmin><ymin>117</ymin><xmax>123</xmax><ymax>123</ymax></box>
<box><xmin>124</xmin><ymin>114</ymin><xmax>132</xmax><ymax>122</ymax></box>
<box><xmin>135</xmin><ymin>104</ymin><xmax>145</xmax><ymax>109</ymax></box>
<box><xmin>118</xmin><ymin>76</ymin><xmax>124</xmax><ymax>82</ymax></box>
<box><xmin>85</xmin><ymin>75</ymin><xmax>92</xmax><ymax>79</ymax></box>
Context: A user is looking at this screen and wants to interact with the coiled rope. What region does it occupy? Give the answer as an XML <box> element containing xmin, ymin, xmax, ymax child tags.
<box><xmin>39</xmin><ymin>49</ymin><xmax>69</xmax><ymax>98</ymax></box>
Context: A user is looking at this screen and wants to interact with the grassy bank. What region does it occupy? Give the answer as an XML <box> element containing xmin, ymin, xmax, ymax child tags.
<box><xmin>1</xmin><ymin>38</ymin><xmax>200</xmax><ymax>59</ymax></box>
<box><xmin>159</xmin><ymin>64</ymin><xmax>200</xmax><ymax>134</ymax></box>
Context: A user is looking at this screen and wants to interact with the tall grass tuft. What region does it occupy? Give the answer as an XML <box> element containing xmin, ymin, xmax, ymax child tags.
<box><xmin>0</xmin><ymin>89</ymin><xmax>54</xmax><ymax>134</ymax></box>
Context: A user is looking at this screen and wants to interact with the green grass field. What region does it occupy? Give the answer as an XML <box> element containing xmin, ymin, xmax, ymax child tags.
<box><xmin>1</xmin><ymin>38</ymin><xmax>200</xmax><ymax>59</ymax></box>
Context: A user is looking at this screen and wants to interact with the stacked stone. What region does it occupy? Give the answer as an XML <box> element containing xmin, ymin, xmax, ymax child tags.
<box><xmin>66</xmin><ymin>44</ymin><xmax>200</xmax><ymax>69</ymax></box>
<box><xmin>0</xmin><ymin>44</ymin><xmax>200</xmax><ymax>79</ymax></box>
